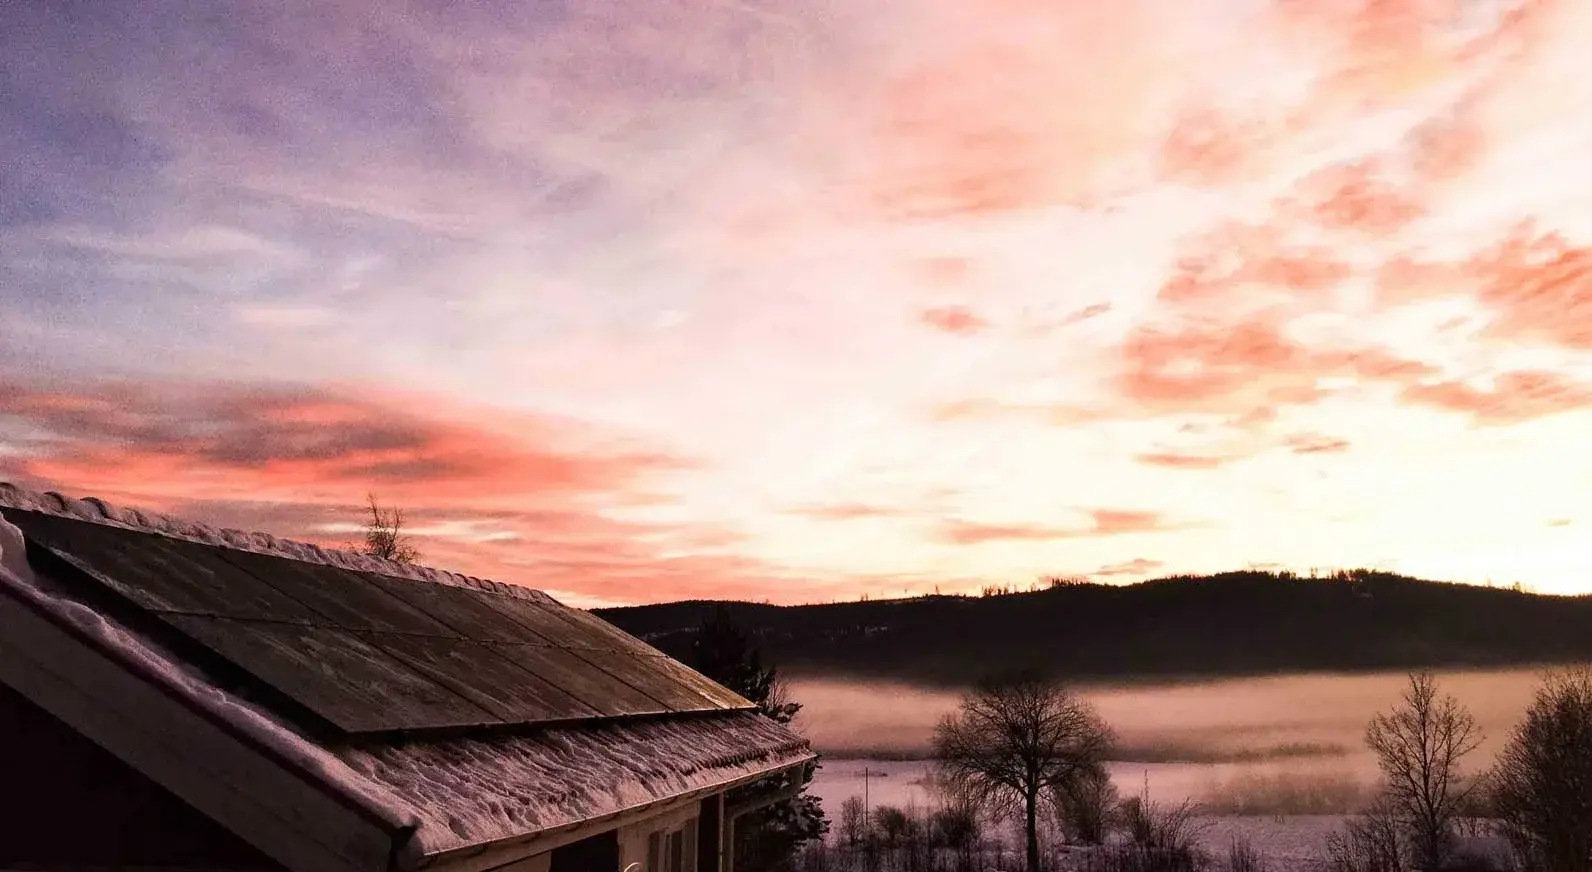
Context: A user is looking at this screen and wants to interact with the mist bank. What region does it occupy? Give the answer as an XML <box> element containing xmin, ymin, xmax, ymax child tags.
<box><xmin>787</xmin><ymin>670</ymin><xmax>1548</xmax><ymax>765</ymax></box>
<box><xmin>600</xmin><ymin>571</ymin><xmax>1592</xmax><ymax>686</ymax></box>
<box><xmin>798</xmin><ymin>668</ymin><xmax>1564</xmax><ymax>817</ymax></box>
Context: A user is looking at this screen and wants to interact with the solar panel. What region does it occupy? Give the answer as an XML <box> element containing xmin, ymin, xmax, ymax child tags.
<box><xmin>370</xmin><ymin>635</ymin><xmax>598</xmax><ymax>723</ymax></box>
<box><xmin>213</xmin><ymin>549</ymin><xmax>457</xmax><ymax>636</ymax></box>
<box><xmin>639</xmin><ymin>652</ymin><xmax>751</xmax><ymax>710</ymax></box>
<box><xmin>362</xmin><ymin>574</ymin><xmax>560</xmax><ymax>644</ymax></box>
<box><xmin>542</xmin><ymin>601</ymin><xmax>668</xmax><ymax>657</ymax></box>
<box><xmin>489</xmin><ymin>643</ymin><xmax>673</xmax><ymax>717</ymax></box>
<box><xmin>488</xmin><ymin>596</ymin><xmax>605</xmax><ymax>650</ymax></box>
<box><xmin>565</xmin><ymin>647</ymin><xmax>729</xmax><ymax>712</ymax></box>
<box><xmin>165</xmin><ymin>614</ymin><xmax>498</xmax><ymax>733</ymax></box>
<box><xmin>14</xmin><ymin>514</ymin><xmax>320</xmax><ymax>623</ymax></box>
<box><xmin>8</xmin><ymin>509</ymin><xmax>752</xmax><ymax>735</ymax></box>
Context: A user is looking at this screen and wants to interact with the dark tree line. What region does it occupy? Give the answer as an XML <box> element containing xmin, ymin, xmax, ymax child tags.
<box><xmin>600</xmin><ymin>571</ymin><xmax>1592</xmax><ymax>686</ymax></box>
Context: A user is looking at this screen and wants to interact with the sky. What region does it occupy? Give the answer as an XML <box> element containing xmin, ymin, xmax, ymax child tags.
<box><xmin>5</xmin><ymin>0</ymin><xmax>1592</xmax><ymax>606</ymax></box>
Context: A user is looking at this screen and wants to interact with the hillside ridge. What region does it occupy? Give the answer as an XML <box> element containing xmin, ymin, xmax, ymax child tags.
<box><xmin>597</xmin><ymin>570</ymin><xmax>1592</xmax><ymax>685</ymax></box>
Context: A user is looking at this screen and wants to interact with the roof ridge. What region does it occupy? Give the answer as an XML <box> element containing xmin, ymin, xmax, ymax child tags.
<box><xmin>0</xmin><ymin>483</ymin><xmax>556</xmax><ymax>605</ymax></box>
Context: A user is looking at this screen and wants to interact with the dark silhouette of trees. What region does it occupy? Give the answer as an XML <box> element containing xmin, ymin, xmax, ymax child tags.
<box><xmin>933</xmin><ymin>673</ymin><xmax>1114</xmax><ymax>872</ymax></box>
<box><xmin>1054</xmin><ymin>764</ymin><xmax>1118</xmax><ymax>845</ymax></box>
<box><xmin>1364</xmin><ymin>671</ymin><xmax>1483</xmax><ymax>872</ymax></box>
<box><xmin>686</xmin><ymin>605</ymin><xmax>826</xmax><ymax>869</ymax></box>
<box><xmin>1490</xmin><ymin>668</ymin><xmax>1592</xmax><ymax>872</ymax></box>
<box><xmin>599</xmin><ymin>570</ymin><xmax>1592</xmax><ymax>687</ymax></box>
<box><xmin>359</xmin><ymin>493</ymin><xmax>419</xmax><ymax>563</ymax></box>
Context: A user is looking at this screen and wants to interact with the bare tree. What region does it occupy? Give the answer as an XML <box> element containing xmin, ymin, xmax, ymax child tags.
<box><xmin>360</xmin><ymin>493</ymin><xmax>420</xmax><ymax>564</ymax></box>
<box><xmin>1365</xmin><ymin>671</ymin><xmax>1483</xmax><ymax>872</ymax></box>
<box><xmin>1491</xmin><ymin>668</ymin><xmax>1592</xmax><ymax>872</ymax></box>
<box><xmin>933</xmin><ymin>672</ymin><xmax>1115</xmax><ymax>872</ymax></box>
<box><xmin>838</xmin><ymin>796</ymin><xmax>866</xmax><ymax>849</ymax></box>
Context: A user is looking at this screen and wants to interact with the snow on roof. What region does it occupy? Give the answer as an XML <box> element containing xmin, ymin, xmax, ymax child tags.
<box><xmin>0</xmin><ymin>483</ymin><xmax>554</xmax><ymax>604</ymax></box>
<box><xmin>344</xmin><ymin>711</ymin><xmax>813</xmax><ymax>855</ymax></box>
<box><xmin>0</xmin><ymin>489</ymin><xmax>817</xmax><ymax>857</ymax></box>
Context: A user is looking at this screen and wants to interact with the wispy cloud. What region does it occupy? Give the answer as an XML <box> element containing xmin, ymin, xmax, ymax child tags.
<box><xmin>8</xmin><ymin>0</ymin><xmax>1592</xmax><ymax>599</ymax></box>
<box><xmin>1095</xmin><ymin>558</ymin><xmax>1165</xmax><ymax>577</ymax></box>
<box><xmin>936</xmin><ymin>509</ymin><xmax>1180</xmax><ymax>545</ymax></box>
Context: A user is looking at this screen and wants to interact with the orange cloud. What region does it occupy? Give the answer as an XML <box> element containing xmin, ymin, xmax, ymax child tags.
<box><xmin>0</xmin><ymin>380</ymin><xmax>681</xmax><ymax>507</ymax></box>
<box><xmin>1473</xmin><ymin>224</ymin><xmax>1592</xmax><ymax>351</ymax></box>
<box><xmin>1158</xmin><ymin>222</ymin><xmax>1353</xmax><ymax>305</ymax></box>
<box><xmin>1118</xmin><ymin>314</ymin><xmax>1440</xmax><ymax>419</ymax></box>
<box><xmin>1400</xmin><ymin>371</ymin><xmax>1592</xmax><ymax>424</ymax></box>
<box><xmin>1094</xmin><ymin>557</ymin><xmax>1165</xmax><ymax>577</ymax></box>
<box><xmin>1134</xmin><ymin>452</ymin><xmax>1236</xmax><ymax>471</ymax></box>
<box><xmin>790</xmin><ymin>502</ymin><xmax>902</xmax><ymax>521</ymax></box>
<box><xmin>936</xmin><ymin>520</ymin><xmax>1076</xmax><ymax>545</ymax></box>
<box><xmin>920</xmin><ymin>305</ymin><xmax>990</xmax><ymax>335</ymax></box>
<box><xmin>935</xmin><ymin>508</ymin><xmax>1177</xmax><ymax>545</ymax></box>
<box><xmin>1285</xmin><ymin>433</ymin><xmax>1352</xmax><ymax>455</ymax></box>
<box><xmin>1295</xmin><ymin>158</ymin><xmax>1427</xmax><ymax>235</ymax></box>
<box><xmin>1089</xmin><ymin>509</ymin><xmax>1169</xmax><ymax>535</ymax></box>
<box><xmin>1061</xmin><ymin>302</ymin><xmax>1112</xmax><ymax>325</ymax></box>
<box><xmin>1159</xmin><ymin>106</ymin><xmax>1266</xmax><ymax>186</ymax></box>
<box><xmin>0</xmin><ymin>378</ymin><xmax>836</xmax><ymax>604</ymax></box>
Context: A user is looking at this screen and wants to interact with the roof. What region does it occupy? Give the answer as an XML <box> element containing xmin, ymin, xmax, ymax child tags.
<box><xmin>0</xmin><ymin>484</ymin><xmax>814</xmax><ymax>870</ymax></box>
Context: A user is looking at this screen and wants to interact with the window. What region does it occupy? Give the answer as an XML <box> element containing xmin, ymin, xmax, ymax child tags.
<box><xmin>644</xmin><ymin>821</ymin><xmax>695</xmax><ymax>872</ymax></box>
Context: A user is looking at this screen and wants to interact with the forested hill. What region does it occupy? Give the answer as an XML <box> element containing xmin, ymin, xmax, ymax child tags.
<box><xmin>596</xmin><ymin>571</ymin><xmax>1592</xmax><ymax>686</ymax></box>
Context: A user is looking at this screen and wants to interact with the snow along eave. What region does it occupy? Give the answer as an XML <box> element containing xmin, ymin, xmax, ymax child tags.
<box><xmin>341</xmin><ymin>709</ymin><xmax>816</xmax><ymax>858</ymax></box>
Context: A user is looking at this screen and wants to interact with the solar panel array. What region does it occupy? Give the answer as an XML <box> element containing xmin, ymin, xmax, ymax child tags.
<box><xmin>5</xmin><ymin>510</ymin><xmax>750</xmax><ymax>735</ymax></box>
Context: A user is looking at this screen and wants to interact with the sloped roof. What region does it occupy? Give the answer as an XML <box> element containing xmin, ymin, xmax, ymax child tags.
<box><xmin>0</xmin><ymin>485</ymin><xmax>813</xmax><ymax>865</ymax></box>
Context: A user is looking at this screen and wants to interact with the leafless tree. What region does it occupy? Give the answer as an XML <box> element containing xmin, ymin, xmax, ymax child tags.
<box><xmin>839</xmin><ymin>797</ymin><xmax>867</xmax><ymax>849</ymax></box>
<box><xmin>933</xmin><ymin>672</ymin><xmax>1115</xmax><ymax>872</ymax></box>
<box><xmin>1490</xmin><ymin>668</ymin><xmax>1592</xmax><ymax>872</ymax></box>
<box><xmin>1365</xmin><ymin>671</ymin><xmax>1483</xmax><ymax>872</ymax></box>
<box><xmin>360</xmin><ymin>493</ymin><xmax>420</xmax><ymax>564</ymax></box>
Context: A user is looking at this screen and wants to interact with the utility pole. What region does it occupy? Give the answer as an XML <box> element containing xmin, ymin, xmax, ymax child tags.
<box><xmin>861</xmin><ymin>766</ymin><xmax>880</xmax><ymax>832</ymax></box>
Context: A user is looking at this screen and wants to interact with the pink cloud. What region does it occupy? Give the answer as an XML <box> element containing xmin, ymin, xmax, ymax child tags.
<box><xmin>920</xmin><ymin>306</ymin><xmax>990</xmax><ymax>335</ymax></box>
<box><xmin>1135</xmin><ymin>452</ymin><xmax>1240</xmax><ymax>471</ymax></box>
<box><xmin>936</xmin><ymin>508</ymin><xmax>1178</xmax><ymax>545</ymax></box>
<box><xmin>1285</xmin><ymin>433</ymin><xmax>1352</xmax><ymax>455</ymax></box>
<box><xmin>1095</xmin><ymin>557</ymin><xmax>1165</xmax><ymax>577</ymax></box>
<box><xmin>790</xmin><ymin>502</ymin><xmax>903</xmax><ymax>521</ymax></box>
<box><xmin>1401</xmin><ymin>371</ymin><xmax>1592</xmax><ymax>424</ymax></box>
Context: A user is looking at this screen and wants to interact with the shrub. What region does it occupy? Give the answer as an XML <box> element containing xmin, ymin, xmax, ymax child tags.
<box><xmin>874</xmin><ymin>805</ymin><xmax>913</xmax><ymax>849</ymax></box>
<box><xmin>1325</xmin><ymin>800</ymin><xmax>1404</xmax><ymax>872</ymax></box>
<box><xmin>1226</xmin><ymin>838</ymin><xmax>1265</xmax><ymax>872</ymax></box>
<box><xmin>1055</xmin><ymin>764</ymin><xmax>1119</xmax><ymax>845</ymax></box>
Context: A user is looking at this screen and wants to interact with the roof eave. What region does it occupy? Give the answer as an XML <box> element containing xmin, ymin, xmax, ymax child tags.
<box><xmin>408</xmin><ymin>751</ymin><xmax>817</xmax><ymax>872</ymax></box>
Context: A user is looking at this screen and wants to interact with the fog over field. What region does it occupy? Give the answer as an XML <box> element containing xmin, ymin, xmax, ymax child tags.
<box><xmin>794</xmin><ymin>669</ymin><xmax>1559</xmax><ymax>818</ymax></box>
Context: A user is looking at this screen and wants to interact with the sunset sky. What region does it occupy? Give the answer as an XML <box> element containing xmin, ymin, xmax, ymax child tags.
<box><xmin>5</xmin><ymin>1</ymin><xmax>1592</xmax><ymax>606</ymax></box>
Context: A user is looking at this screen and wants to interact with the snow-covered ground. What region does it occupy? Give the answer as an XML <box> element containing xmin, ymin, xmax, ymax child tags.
<box><xmin>810</xmin><ymin>759</ymin><xmax>1353</xmax><ymax>868</ymax></box>
<box><xmin>810</xmin><ymin>758</ymin><xmax>1365</xmax><ymax>822</ymax></box>
<box><xmin>810</xmin><ymin>759</ymin><xmax>1510</xmax><ymax>870</ymax></box>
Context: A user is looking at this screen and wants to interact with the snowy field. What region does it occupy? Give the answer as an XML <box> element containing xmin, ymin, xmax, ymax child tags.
<box><xmin>811</xmin><ymin>758</ymin><xmax>1349</xmax><ymax>862</ymax></box>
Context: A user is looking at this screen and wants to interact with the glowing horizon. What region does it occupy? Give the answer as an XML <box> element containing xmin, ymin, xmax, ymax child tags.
<box><xmin>6</xmin><ymin>0</ymin><xmax>1592</xmax><ymax>607</ymax></box>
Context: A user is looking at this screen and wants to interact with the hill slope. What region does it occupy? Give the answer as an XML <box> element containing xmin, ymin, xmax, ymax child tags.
<box><xmin>596</xmin><ymin>572</ymin><xmax>1592</xmax><ymax>685</ymax></box>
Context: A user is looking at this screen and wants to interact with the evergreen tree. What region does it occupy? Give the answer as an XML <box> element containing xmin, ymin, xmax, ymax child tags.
<box><xmin>687</xmin><ymin>605</ymin><xmax>827</xmax><ymax>870</ymax></box>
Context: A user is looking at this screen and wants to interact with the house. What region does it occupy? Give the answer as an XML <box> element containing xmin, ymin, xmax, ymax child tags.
<box><xmin>0</xmin><ymin>485</ymin><xmax>815</xmax><ymax>872</ymax></box>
